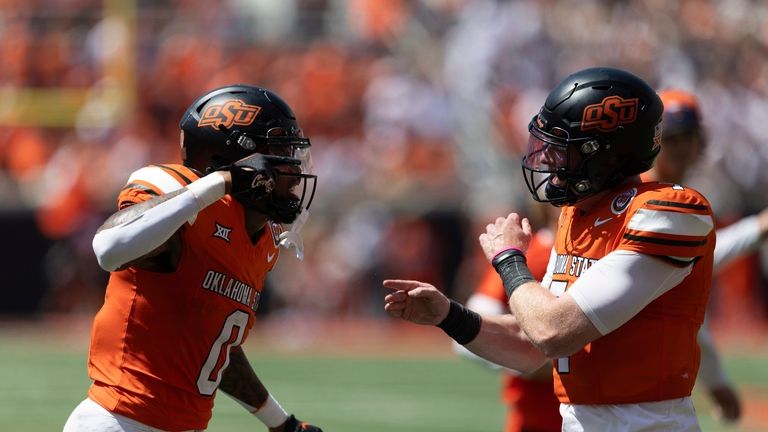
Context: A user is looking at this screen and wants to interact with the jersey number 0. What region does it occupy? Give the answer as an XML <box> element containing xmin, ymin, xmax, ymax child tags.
<box><xmin>196</xmin><ymin>310</ymin><xmax>249</xmax><ymax>395</ymax></box>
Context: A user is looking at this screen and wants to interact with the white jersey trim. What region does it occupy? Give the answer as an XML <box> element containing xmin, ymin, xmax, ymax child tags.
<box><xmin>127</xmin><ymin>166</ymin><xmax>185</xmax><ymax>194</ymax></box>
<box><xmin>627</xmin><ymin>208</ymin><xmax>713</xmax><ymax>236</ymax></box>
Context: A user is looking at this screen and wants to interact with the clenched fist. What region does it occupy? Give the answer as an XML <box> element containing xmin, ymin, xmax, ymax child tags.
<box><xmin>478</xmin><ymin>213</ymin><xmax>533</xmax><ymax>262</ymax></box>
<box><xmin>225</xmin><ymin>153</ymin><xmax>300</xmax><ymax>203</ymax></box>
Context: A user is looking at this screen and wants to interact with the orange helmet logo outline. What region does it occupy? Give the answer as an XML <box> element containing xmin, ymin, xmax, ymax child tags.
<box><xmin>198</xmin><ymin>100</ymin><xmax>261</xmax><ymax>129</ymax></box>
<box><xmin>580</xmin><ymin>96</ymin><xmax>639</xmax><ymax>132</ymax></box>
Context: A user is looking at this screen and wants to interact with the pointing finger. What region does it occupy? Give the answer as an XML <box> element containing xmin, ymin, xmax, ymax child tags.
<box><xmin>383</xmin><ymin>279</ymin><xmax>432</xmax><ymax>291</ymax></box>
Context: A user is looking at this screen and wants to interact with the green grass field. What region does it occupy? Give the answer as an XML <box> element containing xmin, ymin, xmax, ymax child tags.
<box><xmin>1</xmin><ymin>318</ymin><xmax>767</xmax><ymax>432</ymax></box>
<box><xmin>0</xmin><ymin>343</ymin><xmax>505</xmax><ymax>431</ymax></box>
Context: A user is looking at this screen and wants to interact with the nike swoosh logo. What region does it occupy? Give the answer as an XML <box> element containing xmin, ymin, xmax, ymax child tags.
<box><xmin>267</xmin><ymin>251</ymin><xmax>276</xmax><ymax>263</ymax></box>
<box><xmin>594</xmin><ymin>217</ymin><xmax>612</xmax><ymax>227</ymax></box>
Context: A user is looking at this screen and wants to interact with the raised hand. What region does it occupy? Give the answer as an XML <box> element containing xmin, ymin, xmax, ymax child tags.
<box><xmin>227</xmin><ymin>153</ymin><xmax>300</xmax><ymax>202</ymax></box>
<box><xmin>478</xmin><ymin>213</ymin><xmax>533</xmax><ymax>262</ymax></box>
<box><xmin>383</xmin><ymin>279</ymin><xmax>450</xmax><ymax>325</ymax></box>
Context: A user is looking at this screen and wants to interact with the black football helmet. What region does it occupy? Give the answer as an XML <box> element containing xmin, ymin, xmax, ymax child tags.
<box><xmin>179</xmin><ymin>84</ymin><xmax>316</xmax><ymax>223</ymax></box>
<box><xmin>523</xmin><ymin>67</ymin><xmax>663</xmax><ymax>206</ymax></box>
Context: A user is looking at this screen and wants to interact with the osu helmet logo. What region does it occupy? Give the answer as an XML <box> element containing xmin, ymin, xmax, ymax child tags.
<box><xmin>198</xmin><ymin>100</ymin><xmax>261</xmax><ymax>129</ymax></box>
<box><xmin>581</xmin><ymin>96</ymin><xmax>639</xmax><ymax>132</ymax></box>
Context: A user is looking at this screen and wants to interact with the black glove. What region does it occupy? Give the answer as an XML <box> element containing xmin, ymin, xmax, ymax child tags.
<box><xmin>225</xmin><ymin>153</ymin><xmax>300</xmax><ymax>202</ymax></box>
<box><xmin>282</xmin><ymin>414</ymin><xmax>323</xmax><ymax>432</ymax></box>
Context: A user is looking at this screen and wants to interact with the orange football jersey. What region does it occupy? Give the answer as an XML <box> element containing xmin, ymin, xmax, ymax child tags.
<box><xmin>550</xmin><ymin>181</ymin><xmax>714</xmax><ymax>404</ymax></box>
<box><xmin>87</xmin><ymin>164</ymin><xmax>281</xmax><ymax>431</ymax></box>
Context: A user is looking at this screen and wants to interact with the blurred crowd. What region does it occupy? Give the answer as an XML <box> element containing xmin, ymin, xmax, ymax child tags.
<box><xmin>1</xmin><ymin>0</ymin><xmax>767</xmax><ymax>326</ymax></box>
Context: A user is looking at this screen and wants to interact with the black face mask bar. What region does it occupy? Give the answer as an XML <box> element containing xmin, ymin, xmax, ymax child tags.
<box><xmin>522</xmin><ymin>120</ymin><xmax>594</xmax><ymax>206</ymax></box>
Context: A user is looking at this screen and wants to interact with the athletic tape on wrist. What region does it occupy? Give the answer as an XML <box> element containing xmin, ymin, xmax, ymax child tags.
<box><xmin>254</xmin><ymin>394</ymin><xmax>290</xmax><ymax>428</ymax></box>
<box><xmin>492</xmin><ymin>249</ymin><xmax>535</xmax><ymax>298</ymax></box>
<box><xmin>437</xmin><ymin>300</ymin><xmax>481</xmax><ymax>345</ymax></box>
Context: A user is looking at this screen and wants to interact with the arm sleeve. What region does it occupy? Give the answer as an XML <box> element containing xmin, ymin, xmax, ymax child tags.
<box><xmin>619</xmin><ymin>189</ymin><xmax>714</xmax><ymax>264</ymax></box>
<box><xmin>567</xmin><ymin>250</ymin><xmax>693</xmax><ymax>335</ymax></box>
<box><xmin>92</xmin><ymin>173</ymin><xmax>225</xmax><ymax>271</ymax></box>
<box><xmin>713</xmin><ymin>216</ymin><xmax>762</xmax><ymax>271</ymax></box>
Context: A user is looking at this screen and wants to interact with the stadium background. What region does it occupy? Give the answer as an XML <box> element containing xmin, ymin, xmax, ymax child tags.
<box><xmin>1</xmin><ymin>0</ymin><xmax>768</xmax><ymax>430</ymax></box>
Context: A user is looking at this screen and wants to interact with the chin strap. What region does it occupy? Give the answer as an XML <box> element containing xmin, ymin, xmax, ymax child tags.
<box><xmin>278</xmin><ymin>209</ymin><xmax>309</xmax><ymax>260</ymax></box>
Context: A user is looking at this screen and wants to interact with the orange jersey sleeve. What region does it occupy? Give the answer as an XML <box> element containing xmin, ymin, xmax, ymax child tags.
<box><xmin>549</xmin><ymin>181</ymin><xmax>715</xmax><ymax>405</ymax></box>
<box><xmin>88</xmin><ymin>164</ymin><xmax>282</xmax><ymax>430</ymax></box>
<box><xmin>619</xmin><ymin>185</ymin><xmax>714</xmax><ymax>261</ymax></box>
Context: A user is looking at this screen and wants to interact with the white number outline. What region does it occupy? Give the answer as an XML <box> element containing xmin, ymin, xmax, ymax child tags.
<box><xmin>196</xmin><ymin>310</ymin><xmax>249</xmax><ymax>395</ymax></box>
<box><xmin>548</xmin><ymin>280</ymin><xmax>570</xmax><ymax>374</ymax></box>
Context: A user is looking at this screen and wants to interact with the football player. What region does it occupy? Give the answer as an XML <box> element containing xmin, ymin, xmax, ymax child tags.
<box><xmin>64</xmin><ymin>85</ymin><xmax>322</xmax><ymax>432</ymax></box>
<box><xmin>385</xmin><ymin>67</ymin><xmax>716</xmax><ymax>431</ymax></box>
<box><xmin>454</xmin><ymin>87</ymin><xmax>768</xmax><ymax>431</ymax></box>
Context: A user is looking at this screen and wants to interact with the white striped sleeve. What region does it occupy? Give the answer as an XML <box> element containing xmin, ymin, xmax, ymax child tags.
<box><xmin>127</xmin><ymin>166</ymin><xmax>185</xmax><ymax>194</ymax></box>
<box><xmin>126</xmin><ymin>166</ymin><xmax>198</xmax><ymax>224</ymax></box>
<box><xmin>627</xmin><ymin>208</ymin><xmax>714</xmax><ymax>237</ymax></box>
<box><xmin>621</xmin><ymin>202</ymin><xmax>714</xmax><ymax>260</ymax></box>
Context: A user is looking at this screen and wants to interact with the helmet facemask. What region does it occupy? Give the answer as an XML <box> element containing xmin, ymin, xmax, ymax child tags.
<box><xmin>179</xmin><ymin>85</ymin><xmax>319</xmax><ymax>260</ymax></box>
<box><xmin>222</xmin><ymin>126</ymin><xmax>317</xmax><ymax>224</ymax></box>
<box><xmin>523</xmin><ymin>118</ymin><xmax>596</xmax><ymax>206</ymax></box>
<box><xmin>522</xmin><ymin>68</ymin><xmax>664</xmax><ymax>207</ymax></box>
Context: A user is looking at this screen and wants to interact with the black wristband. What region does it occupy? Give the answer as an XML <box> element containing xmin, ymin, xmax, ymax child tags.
<box><xmin>437</xmin><ymin>300</ymin><xmax>481</xmax><ymax>345</ymax></box>
<box><xmin>492</xmin><ymin>249</ymin><xmax>536</xmax><ymax>298</ymax></box>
